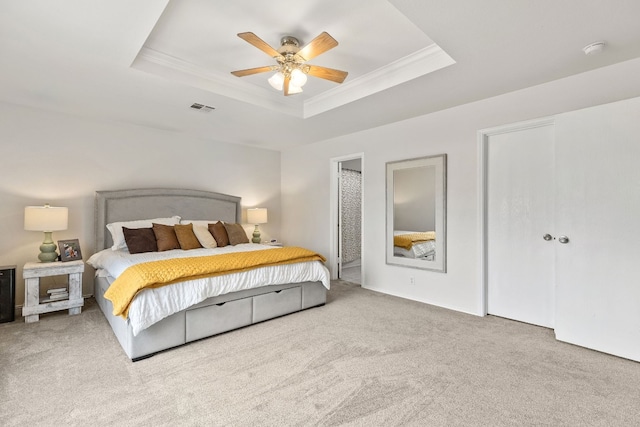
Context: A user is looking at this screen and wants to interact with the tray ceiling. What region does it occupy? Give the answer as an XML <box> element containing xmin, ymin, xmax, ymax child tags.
<box><xmin>2</xmin><ymin>1</ymin><xmax>640</xmax><ymax>149</ymax></box>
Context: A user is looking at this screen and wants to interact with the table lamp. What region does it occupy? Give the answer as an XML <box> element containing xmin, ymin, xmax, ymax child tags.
<box><xmin>24</xmin><ymin>204</ymin><xmax>68</xmax><ymax>262</ymax></box>
<box><xmin>247</xmin><ymin>208</ymin><xmax>268</xmax><ymax>243</ymax></box>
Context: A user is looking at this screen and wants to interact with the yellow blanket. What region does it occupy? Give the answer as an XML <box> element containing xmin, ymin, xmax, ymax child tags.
<box><xmin>393</xmin><ymin>232</ymin><xmax>436</xmax><ymax>250</ymax></box>
<box><xmin>105</xmin><ymin>247</ymin><xmax>326</xmax><ymax>319</ymax></box>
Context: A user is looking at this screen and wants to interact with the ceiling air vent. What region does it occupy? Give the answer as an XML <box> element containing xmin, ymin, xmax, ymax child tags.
<box><xmin>190</xmin><ymin>103</ymin><xmax>215</xmax><ymax>113</ymax></box>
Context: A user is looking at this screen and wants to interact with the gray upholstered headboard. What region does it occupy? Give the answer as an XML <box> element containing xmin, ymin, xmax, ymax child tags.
<box><xmin>95</xmin><ymin>188</ymin><xmax>241</xmax><ymax>251</ymax></box>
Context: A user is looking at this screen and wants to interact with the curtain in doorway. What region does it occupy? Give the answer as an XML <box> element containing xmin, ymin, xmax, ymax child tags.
<box><xmin>341</xmin><ymin>169</ymin><xmax>361</xmax><ymax>264</ymax></box>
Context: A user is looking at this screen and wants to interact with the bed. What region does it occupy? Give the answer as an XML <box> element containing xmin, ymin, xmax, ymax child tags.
<box><xmin>393</xmin><ymin>230</ymin><xmax>436</xmax><ymax>260</ymax></box>
<box><xmin>89</xmin><ymin>188</ymin><xmax>329</xmax><ymax>361</ymax></box>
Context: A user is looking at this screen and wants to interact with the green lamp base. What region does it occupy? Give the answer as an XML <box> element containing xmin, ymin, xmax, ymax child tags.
<box><xmin>38</xmin><ymin>231</ymin><xmax>59</xmax><ymax>262</ymax></box>
<box><xmin>252</xmin><ymin>225</ymin><xmax>261</xmax><ymax>244</ymax></box>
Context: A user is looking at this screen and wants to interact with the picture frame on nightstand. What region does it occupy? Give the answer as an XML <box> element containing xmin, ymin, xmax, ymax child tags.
<box><xmin>58</xmin><ymin>239</ymin><xmax>82</xmax><ymax>262</ymax></box>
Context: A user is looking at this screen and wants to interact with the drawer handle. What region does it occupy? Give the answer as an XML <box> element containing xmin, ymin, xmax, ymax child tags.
<box><xmin>216</xmin><ymin>302</ymin><xmax>226</xmax><ymax>306</ymax></box>
<box><xmin>275</xmin><ymin>290</ymin><xmax>283</xmax><ymax>293</ymax></box>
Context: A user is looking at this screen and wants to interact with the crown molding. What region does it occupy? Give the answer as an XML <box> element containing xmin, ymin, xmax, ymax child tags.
<box><xmin>303</xmin><ymin>44</ymin><xmax>455</xmax><ymax>118</ymax></box>
<box><xmin>133</xmin><ymin>47</ymin><xmax>302</xmax><ymax>117</ymax></box>
<box><xmin>132</xmin><ymin>44</ymin><xmax>455</xmax><ymax>119</ymax></box>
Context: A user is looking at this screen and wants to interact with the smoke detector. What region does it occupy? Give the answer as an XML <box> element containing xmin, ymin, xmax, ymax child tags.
<box><xmin>583</xmin><ymin>41</ymin><xmax>605</xmax><ymax>55</ymax></box>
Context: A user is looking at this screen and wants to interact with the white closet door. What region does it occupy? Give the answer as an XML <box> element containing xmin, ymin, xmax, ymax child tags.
<box><xmin>487</xmin><ymin>124</ymin><xmax>556</xmax><ymax>328</ymax></box>
<box><xmin>554</xmin><ymin>99</ymin><xmax>640</xmax><ymax>361</ymax></box>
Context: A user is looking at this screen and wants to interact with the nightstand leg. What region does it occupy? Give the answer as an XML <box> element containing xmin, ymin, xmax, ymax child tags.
<box><xmin>68</xmin><ymin>272</ymin><xmax>82</xmax><ymax>315</ymax></box>
<box><xmin>25</xmin><ymin>314</ymin><xmax>39</xmax><ymax>323</ymax></box>
<box><xmin>24</xmin><ymin>277</ymin><xmax>40</xmax><ymax>323</ymax></box>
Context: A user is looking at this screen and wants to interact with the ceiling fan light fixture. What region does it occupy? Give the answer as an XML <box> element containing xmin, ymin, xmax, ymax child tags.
<box><xmin>290</xmin><ymin>68</ymin><xmax>308</xmax><ymax>87</ymax></box>
<box><xmin>288</xmin><ymin>84</ymin><xmax>303</xmax><ymax>94</ymax></box>
<box><xmin>268</xmin><ymin>72</ymin><xmax>285</xmax><ymax>90</ymax></box>
<box><xmin>232</xmin><ymin>31</ymin><xmax>348</xmax><ymax>96</ymax></box>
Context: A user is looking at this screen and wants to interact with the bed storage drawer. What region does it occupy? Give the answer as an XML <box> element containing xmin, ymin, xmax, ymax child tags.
<box><xmin>302</xmin><ymin>282</ymin><xmax>327</xmax><ymax>308</ymax></box>
<box><xmin>185</xmin><ymin>297</ymin><xmax>253</xmax><ymax>342</ymax></box>
<box><xmin>252</xmin><ymin>286</ymin><xmax>302</xmax><ymax>323</ymax></box>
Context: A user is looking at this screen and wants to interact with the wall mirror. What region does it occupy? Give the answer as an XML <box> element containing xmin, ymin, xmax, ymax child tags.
<box><xmin>386</xmin><ymin>154</ymin><xmax>447</xmax><ymax>272</ymax></box>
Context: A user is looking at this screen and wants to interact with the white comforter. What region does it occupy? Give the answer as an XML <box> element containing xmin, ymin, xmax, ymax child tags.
<box><xmin>87</xmin><ymin>243</ymin><xmax>330</xmax><ymax>335</ymax></box>
<box><xmin>393</xmin><ymin>241</ymin><xmax>436</xmax><ymax>259</ymax></box>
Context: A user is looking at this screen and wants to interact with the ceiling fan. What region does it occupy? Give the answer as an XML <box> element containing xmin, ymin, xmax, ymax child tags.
<box><xmin>230</xmin><ymin>32</ymin><xmax>348</xmax><ymax>96</ymax></box>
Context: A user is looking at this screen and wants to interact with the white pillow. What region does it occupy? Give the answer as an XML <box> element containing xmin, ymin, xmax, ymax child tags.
<box><xmin>192</xmin><ymin>224</ymin><xmax>217</xmax><ymax>248</ymax></box>
<box><xmin>180</xmin><ymin>220</ymin><xmax>218</xmax><ymax>248</ymax></box>
<box><xmin>106</xmin><ymin>216</ymin><xmax>181</xmax><ymax>251</ymax></box>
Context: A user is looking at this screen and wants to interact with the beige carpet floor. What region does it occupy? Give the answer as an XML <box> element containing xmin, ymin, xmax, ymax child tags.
<box><xmin>1</xmin><ymin>280</ymin><xmax>639</xmax><ymax>426</ymax></box>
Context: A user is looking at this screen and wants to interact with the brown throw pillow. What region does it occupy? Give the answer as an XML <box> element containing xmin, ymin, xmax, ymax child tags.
<box><xmin>152</xmin><ymin>223</ymin><xmax>180</xmax><ymax>251</ymax></box>
<box><xmin>208</xmin><ymin>221</ymin><xmax>229</xmax><ymax>247</ymax></box>
<box><xmin>174</xmin><ymin>223</ymin><xmax>202</xmax><ymax>250</ymax></box>
<box><xmin>224</xmin><ymin>223</ymin><xmax>250</xmax><ymax>245</ymax></box>
<box><xmin>123</xmin><ymin>227</ymin><xmax>157</xmax><ymax>254</ymax></box>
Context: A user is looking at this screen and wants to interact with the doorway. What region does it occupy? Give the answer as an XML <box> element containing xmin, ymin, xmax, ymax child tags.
<box><xmin>330</xmin><ymin>154</ymin><xmax>364</xmax><ymax>284</ymax></box>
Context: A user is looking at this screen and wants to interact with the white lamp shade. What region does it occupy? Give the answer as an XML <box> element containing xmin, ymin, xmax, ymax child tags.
<box><xmin>247</xmin><ymin>208</ymin><xmax>268</xmax><ymax>224</ymax></box>
<box><xmin>290</xmin><ymin>68</ymin><xmax>308</xmax><ymax>87</ymax></box>
<box><xmin>288</xmin><ymin>84</ymin><xmax>303</xmax><ymax>94</ymax></box>
<box><xmin>268</xmin><ymin>72</ymin><xmax>285</xmax><ymax>90</ymax></box>
<box><xmin>24</xmin><ymin>205</ymin><xmax>68</xmax><ymax>231</ymax></box>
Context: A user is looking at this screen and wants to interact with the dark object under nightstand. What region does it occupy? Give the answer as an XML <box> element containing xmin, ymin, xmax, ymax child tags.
<box><xmin>0</xmin><ymin>265</ymin><xmax>16</xmax><ymax>323</ymax></box>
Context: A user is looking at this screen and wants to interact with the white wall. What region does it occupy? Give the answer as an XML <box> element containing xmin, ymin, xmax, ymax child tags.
<box><xmin>0</xmin><ymin>104</ymin><xmax>281</xmax><ymax>306</ymax></box>
<box><xmin>281</xmin><ymin>58</ymin><xmax>640</xmax><ymax>316</ymax></box>
<box><xmin>4</xmin><ymin>57</ymin><xmax>640</xmax><ymax>318</ymax></box>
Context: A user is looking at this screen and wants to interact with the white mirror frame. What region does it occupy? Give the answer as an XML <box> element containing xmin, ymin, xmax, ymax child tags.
<box><xmin>386</xmin><ymin>154</ymin><xmax>447</xmax><ymax>272</ymax></box>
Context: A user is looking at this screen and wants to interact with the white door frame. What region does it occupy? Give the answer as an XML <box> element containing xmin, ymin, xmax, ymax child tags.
<box><xmin>329</xmin><ymin>153</ymin><xmax>364</xmax><ymax>281</ymax></box>
<box><xmin>338</xmin><ymin>160</ymin><xmax>344</xmax><ymax>280</ymax></box>
<box><xmin>477</xmin><ymin>117</ymin><xmax>555</xmax><ymax>315</ymax></box>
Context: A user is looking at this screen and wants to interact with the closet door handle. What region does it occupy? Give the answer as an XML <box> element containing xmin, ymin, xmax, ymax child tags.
<box><xmin>558</xmin><ymin>235</ymin><xmax>570</xmax><ymax>244</ymax></box>
<box><xmin>543</xmin><ymin>233</ymin><xmax>553</xmax><ymax>241</ymax></box>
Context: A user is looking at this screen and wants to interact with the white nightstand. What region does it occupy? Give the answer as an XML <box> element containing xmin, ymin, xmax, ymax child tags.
<box><xmin>22</xmin><ymin>260</ymin><xmax>84</xmax><ymax>323</ymax></box>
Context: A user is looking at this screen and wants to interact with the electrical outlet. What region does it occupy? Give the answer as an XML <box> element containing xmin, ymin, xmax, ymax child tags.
<box><xmin>409</xmin><ymin>276</ymin><xmax>415</xmax><ymax>285</ymax></box>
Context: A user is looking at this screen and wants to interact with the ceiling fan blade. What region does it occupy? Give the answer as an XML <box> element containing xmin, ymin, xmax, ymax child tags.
<box><xmin>283</xmin><ymin>74</ymin><xmax>291</xmax><ymax>96</ymax></box>
<box><xmin>294</xmin><ymin>32</ymin><xmax>338</xmax><ymax>62</ymax></box>
<box><xmin>231</xmin><ymin>66</ymin><xmax>274</xmax><ymax>77</ymax></box>
<box><xmin>237</xmin><ymin>32</ymin><xmax>283</xmax><ymax>59</ymax></box>
<box><xmin>306</xmin><ymin>65</ymin><xmax>348</xmax><ymax>83</ymax></box>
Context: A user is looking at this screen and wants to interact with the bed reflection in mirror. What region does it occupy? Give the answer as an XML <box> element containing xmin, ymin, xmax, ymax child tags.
<box><xmin>386</xmin><ymin>154</ymin><xmax>447</xmax><ymax>272</ymax></box>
